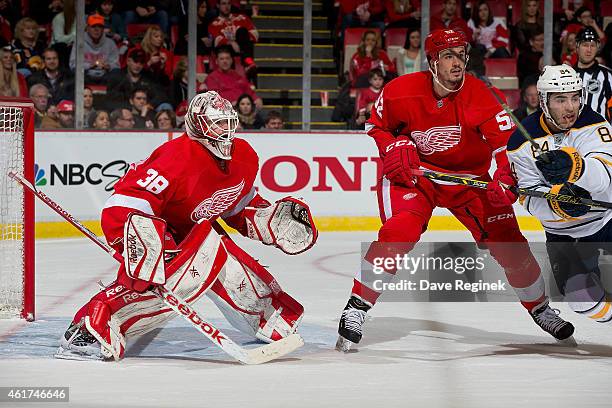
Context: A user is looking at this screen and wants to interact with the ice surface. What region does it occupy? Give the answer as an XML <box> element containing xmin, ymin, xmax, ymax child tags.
<box><xmin>1</xmin><ymin>231</ymin><xmax>611</xmax><ymax>408</ymax></box>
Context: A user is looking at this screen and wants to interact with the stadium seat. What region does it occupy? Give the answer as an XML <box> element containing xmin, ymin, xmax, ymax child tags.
<box><xmin>343</xmin><ymin>27</ymin><xmax>381</xmax><ymax>75</ymax></box>
<box><xmin>485</xmin><ymin>58</ymin><xmax>517</xmax><ymax>77</ymax></box>
<box><xmin>170</xmin><ymin>25</ymin><xmax>179</xmax><ymax>50</ymax></box>
<box><xmin>384</xmin><ymin>28</ymin><xmax>408</xmax><ymax>68</ymax></box>
<box><xmin>126</xmin><ymin>24</ymin><xmax>154</xmax><ymax>39</ymax></box>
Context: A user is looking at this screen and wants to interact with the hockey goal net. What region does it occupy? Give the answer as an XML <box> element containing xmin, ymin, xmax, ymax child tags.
<box><xmin>0</xmin><ymin>97</ymin><xmax>35</xmax><ymax>321</ymax></box>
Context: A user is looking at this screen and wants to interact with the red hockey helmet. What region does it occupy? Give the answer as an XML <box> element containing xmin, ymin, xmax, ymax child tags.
<box><xmin>425</xmin><ymin>29</ymin><xmax>469</xmax><ymax>63</ymax></box>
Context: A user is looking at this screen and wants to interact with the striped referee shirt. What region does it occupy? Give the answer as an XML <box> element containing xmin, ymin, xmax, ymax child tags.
<box><xmin>574</xmin><ymin>61</ymin><xmax>612</xmax><ymax>123</ymax></box>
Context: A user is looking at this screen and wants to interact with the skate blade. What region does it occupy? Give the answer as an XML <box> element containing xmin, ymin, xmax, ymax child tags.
<box><xmin>556</xmin><ymin>335</ymin><xmax>577</xmax><ymax>347</ymax></box>
<box><xmin>335</xmin><ymin>335</ymin><xmax>355</xmax><ymax>353</ymax></box>
<box><xmin>54</xmin><ymin>346</ymin><xmax>105</xmax><ymax>361</ymax></box>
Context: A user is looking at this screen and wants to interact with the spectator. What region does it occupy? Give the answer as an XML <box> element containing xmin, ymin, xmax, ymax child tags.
<box><xmin>171</xmin><ymin>57</ymin><xmax>188</xmax><ymax>107</ymax></box>
<box><xmin>204</xmin><ymin>46</ymin><xmax>262</xmax><ymax>107</ymax></box>
<box><xmin>209</xmin><ymin>0</ymin><xmax>258</xmax><ymax>72</ymax></box>
<box><xmin>574</xmin><ymin>27</ymin><xmax>612</xmax><ymax>122</ymax></box>
<box><xmin>468</xmin><ymin>1</ymin><xmax>510</xmax><ymax>59</ymax></box>
<box><xmin>349</xmin><ymin>30</ymin><xmax>396</xmax><ymax>87</ymax></box>
<box><xmin>561</xmin><ymin>31</ymin><xmax>578</xmax><ymax>66</ymax></box>
<box><xmin>384</xmin><ymin>0</ymin><xmax>420</xmax><ymax>30</ymax></box>
<box><xmin>70</xmin><ymin>14</ymin><xmax>120</xmax><ymax>84</ymax></box>
<box><xmin>46</xmin><ymin>99</ymin><xmax>75</xmax><ymax>128</ymax></box>
<box><xmin>51</xmin><ymin>0</ymin><xmax>76</xmax><ymax>68</ymax></box>
<box><xmin>0</xmin><ymin>46</ymin><xmax>26</xmax><ymax>96</ymax></box>
<box><xmin>107</xmin><ymin>47</ymin><xmax>167</xmax><ymax>109</ymax></box>
<box><xmin>0</xmin><ymin>13</ymin><xmax>12</xmax><ymax>48</ymax></box>
<box><xmin>83</xmin><ymin>87</ymin><xmax>95</xmax><ymax>126</ymax></box>
<box><xmin>430</xmin><ymin>0</ymin><xmax>472</xmax><ymax>38</ymax></box>
<box><xmin>0</xmin><ymin>0</ymin><xmax>21</xmax><ymax>32</ymax></box>
<box><xmin>397</xmin><ymin>28</ymin><xmax>422</xmax><ymax>75</ymax></box>
<box><xmin>338</xmin><ymin>0</ymin><xmax>386</xmax><ymax>36</ymax></box>
<box><xmin>137</xmin><ymin>25</ymin><xmax>173</xmax><ymax>84</ymax></box>
<box><xmin>235</xmin><ymin>93</ymin><xmax>264</xmax><ymax>129</ymax></box>
<box><xmin>517</xmin><ymin>29</ymin><xmax>544</xmax><ymax>86</ymax></box>
<box><xmin>512</xmin><ymin>81</ymin><xmax>539</xmax><ymax>122</ymax></box>
<box><xmin>123</xmin><ymin>1</ymin><xmax>169</xmax><ymax>36</ymax></box>
<box><xmin>155</xmin><ymin>109</ymin><xmax>176</xmax><ymax>129</ymax></box>
<box><xmin>355</xmin><ymin>68</ymin><xmax>384</xmax><ymax>127</ymax></box>
<box><xmin>88</xmin><ymin>109</ymin><xmax>111</xmax><ymax>129</ymax></box>
<box><xmin>97</xmin><ymin>0</ymin><xmax>127</xmax><ymax>43</ymax></box>
<box><xmin>175</xmin><ymin>99</ymin><xmax>188</xmax><ymax>129</ymax></box>
<box><xmin>129</xmin><ymin>88</ymin><xmax>156</xmax><ymax>129</ymax></box>
<box><xmin>562</xmin><ymin>6</ymin><xmax>605</xmax><ymax>40</ymax></box>
<box><xmin>110</xmin><ymin>107</ymin><xmax>136</xmax><ymax>129</ymax></box>
<box><xmin>29</xmin><ymin>0</ymin><xmax>63</xmax><ymax>26</ymax></box>
<box><xmin>175</xmin><ymin>0</ymin><xmax>213</xmax><ymax>56</ymax></box>
<box><xmin>29</xmin><ymin>83</ymin><xmax>50</xmax><ymax>127</ymax></box>
<box><xmin>11</xmin><ymin>17</ymin><xmax>44</xmax><ymax>76</ymax></box>
<box><xmin>264</xmin><ymin>110</ymin><xmax>284</xmax><ymax>130</ymax></box>
<box><xmin>27</xmin><ymin>48</ymin><xmax>75</xmax><ymax>104</ymax></box>
<box><xmin>512</xmin><ymin>0</ymin><xmax>543</xmax><ymax>52</ymax></box>
<box><xmin>602</xmin><ymin>22</ymin><xmax>612</xmax><ymax>68</ymax></box>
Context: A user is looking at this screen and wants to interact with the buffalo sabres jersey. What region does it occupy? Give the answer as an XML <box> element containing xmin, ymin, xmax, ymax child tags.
<box><xmin>507</xmin><ymin>106</ymin><xmax>612</xmax><ymax>238</ymax></box>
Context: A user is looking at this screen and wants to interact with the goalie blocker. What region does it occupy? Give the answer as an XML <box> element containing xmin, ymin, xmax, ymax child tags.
<box><xmin>59</xmin><ymin>213</ymin><xmax>307</xmax><ymax>361</ymax></box>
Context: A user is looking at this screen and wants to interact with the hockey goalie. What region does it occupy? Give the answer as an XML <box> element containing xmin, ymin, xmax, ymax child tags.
<box><xmin>56</xmin><ymin>91</ymin><xmax>317</xmax><ymax>361</ymax></box>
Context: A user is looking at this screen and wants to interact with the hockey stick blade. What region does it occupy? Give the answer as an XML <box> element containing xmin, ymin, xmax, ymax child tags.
<box><xmin>9</xmin><ymin>171</ymin><xmax>304</xmax><ymax>364</ymax></box>
<box><xmin>153</xmin><ymin>286</ymin><xmax>304</xmax><ymax>364</ymax></box>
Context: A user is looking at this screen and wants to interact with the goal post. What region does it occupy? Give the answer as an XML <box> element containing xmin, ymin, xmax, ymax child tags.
<box><xmin>0</xmin><ymin>97</ymin><xmax>35</xmax><ymax>321</ymax></box>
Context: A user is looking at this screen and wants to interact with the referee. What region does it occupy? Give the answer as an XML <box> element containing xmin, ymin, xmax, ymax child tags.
<box><xmin>574</xmin><ymin>27</ymin><xmax>612</xmax><ymax>122</ymax></box>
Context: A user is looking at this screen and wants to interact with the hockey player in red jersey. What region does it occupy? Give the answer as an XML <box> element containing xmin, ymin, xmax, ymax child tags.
<box><xmin>56</xmin><ymin>91</ymin><xmax>317</xmax><ymax>361</ymax></box>
<box><xmin>336</xmin><ymin>29</ymin><xmax>574</xmax><ymax>352</ymax></box>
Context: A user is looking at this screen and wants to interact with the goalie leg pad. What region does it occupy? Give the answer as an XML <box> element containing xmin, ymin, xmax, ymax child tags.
<box><xmin>68</xmin><ymin>220</ymin><xmax>227</xmax><ymax>353</ymax></box>
<box><xmin>206</xmin><ymin>236</ymin><xmax>304</xmax><ymax>342</ymax></box>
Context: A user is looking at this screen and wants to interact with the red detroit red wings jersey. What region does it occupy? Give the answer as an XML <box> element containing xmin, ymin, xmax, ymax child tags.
<box><xmin>368</xmin><ymin>71</ymin><xmax>514</xmax><ymax>175</ymax></box>
<box><xmin>102</xmin><ymin>135</ymin><xmax>260</xmax><ymax>246</ymax></box>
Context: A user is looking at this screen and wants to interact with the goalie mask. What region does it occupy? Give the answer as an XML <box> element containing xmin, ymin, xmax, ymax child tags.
<box><xmin>185</xmin><ymin>91</ymin><xmax>239</xmax><ymax>160</ymax></box>
<box><xmin>537</xmin><ymin>64</ymin><xmax>585</xmax><ymax>131</ymax></box>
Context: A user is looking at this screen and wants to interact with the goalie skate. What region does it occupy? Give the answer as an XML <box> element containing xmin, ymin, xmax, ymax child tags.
<box><xmin>530</xmin><ymin>301</ymin><xmax>576</xmax><ymax>344</ymax></box>
<box><xmin>55</xmin><ymin>319</ymin><xmax>109</xmax><ymax>361</ymax></box>
<box><xmin>335</xmin><ymin>296</ymin><xmax>370</xmax><ymax>353</ymax></box>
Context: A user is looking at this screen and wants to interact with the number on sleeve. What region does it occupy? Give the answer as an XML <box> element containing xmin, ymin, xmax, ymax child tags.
<box><xmin>374</xmin><ymin>89</ymin><xmax>384</xmax><ymax>118</ymax></box>
<box><xmin>495</xmin><ymin>111</ymin><xmax>514</xmax><ymax>131</ymax></box>
<box><xmin>597</xmin><ymin>126</ymin><xmax>612</xmax><ymax>142</ymax></box>
<box><xmin>136</xmin><ymin>168</ymin><xmax>169</xmax><ymax>194</ymax></box>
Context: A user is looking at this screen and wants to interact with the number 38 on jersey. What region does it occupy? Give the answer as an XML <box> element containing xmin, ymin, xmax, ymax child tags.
<box><xmin>136</xmin><ymin>168</ymin><xmax>169</xmax><ymax>194</ymax></box>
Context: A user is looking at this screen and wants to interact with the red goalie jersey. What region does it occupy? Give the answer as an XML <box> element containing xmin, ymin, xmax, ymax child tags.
<box><xmin>368</xmin><ymin>71</ymin><xmax>514</xmax><ymax>175</ymax></box>
<box><xmin>101</xmin><ymin>134</ymin><xmax>267</xmax><ymax>249</ymax></box>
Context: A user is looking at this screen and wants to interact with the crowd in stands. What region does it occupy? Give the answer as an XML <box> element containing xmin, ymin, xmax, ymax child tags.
<box><xmin>0</xmin><ymin>0</ymin><xmax>276</xmax><ymax>130</ymax></box>
<box><xmin>333</xmin><ymin>0</ymin><xmax>612</xmax><ymax>129</ymax></box>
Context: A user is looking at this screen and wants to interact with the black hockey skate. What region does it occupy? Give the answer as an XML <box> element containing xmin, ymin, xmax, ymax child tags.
<box><xmin>530</xmin><ymin>301</ymin><xmax>575</xmax><ymax>343</ymax></box>
<box><xmin>336</xmin><ymin>296</ymin><xmax>371</xmax><ymax>352</ymax></box>
<box><xmin>55</xmin><ymin>319</ymin><xmax>108</xmax><ymax>361</ymax></box>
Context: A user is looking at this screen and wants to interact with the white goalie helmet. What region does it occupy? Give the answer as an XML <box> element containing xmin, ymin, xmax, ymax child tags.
<box><xmin>184</xmin><ymin>91</ymin><xmax>239</xmax><ymax>160</ymax></box>
<box><xmin>537</xmin><ymin>64</ymin><xmax>585</xmax><ymax>130</ymax></box>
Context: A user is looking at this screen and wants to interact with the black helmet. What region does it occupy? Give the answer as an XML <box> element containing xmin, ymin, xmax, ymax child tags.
<box><xmin>576</xmin><ymin>27</ymin><xmax>599</xmax><ymax>44</ymax></box>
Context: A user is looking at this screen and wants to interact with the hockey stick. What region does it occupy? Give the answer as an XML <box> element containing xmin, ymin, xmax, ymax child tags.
<box><xmin>486</xmin><ymin>82</ymin><xmax>545</xmax><ymax>155</ymax></box>
<box><xmin>8</xmin><ymin>172</ymin><xmax>304</xmax><ymax>365</ymax></box>
<box><xmin>416</xmin><ymin>169</ymin><xmax>612</xmax><ymax>210</ymax></box>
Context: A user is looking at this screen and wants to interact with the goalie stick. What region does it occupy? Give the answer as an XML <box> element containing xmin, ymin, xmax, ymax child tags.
<box><xmin>416</xmin><ymin>169</ymin><xmax>612</xmax><ymax>210</ymax></box>
<box><xmin>8</xmin><ymin>171</ymin><xmax>304</xmax><ymax>365</ymax></box>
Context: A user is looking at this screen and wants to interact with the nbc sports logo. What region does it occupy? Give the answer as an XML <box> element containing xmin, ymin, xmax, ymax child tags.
<box><xmin>34</xmin><ymin>164</ymin><xmax>47</xmax><ymax>186</ymax></box>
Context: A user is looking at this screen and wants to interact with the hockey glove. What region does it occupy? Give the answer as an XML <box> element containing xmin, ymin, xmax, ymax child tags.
<box><xmin>486</xmin><ymin>163</ymin><xmax>518</xmax><ymax>207</ymax></box>
<box><xmin>382</xmin><ymin>136</ymin><xmax>420</xmax><ymax>187</ymax></box>
<box><xmin>548</xmin><ymin>184</ymin><xmax>591</xmax><ymax>219</ymax></box>
<box><xmin>536</xmin><ymin>147</ymin><xmax>584</xmax><ymax>185</ymax></box>
<box><xmin>244</xmin><ymin>197</ymin><xmax>318</xmax><ymax>254</ymax></box>
<box><xmin>118</xmin><ymin>213</ymin><xmax>167</xmax><ymax>293</ymax></box>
